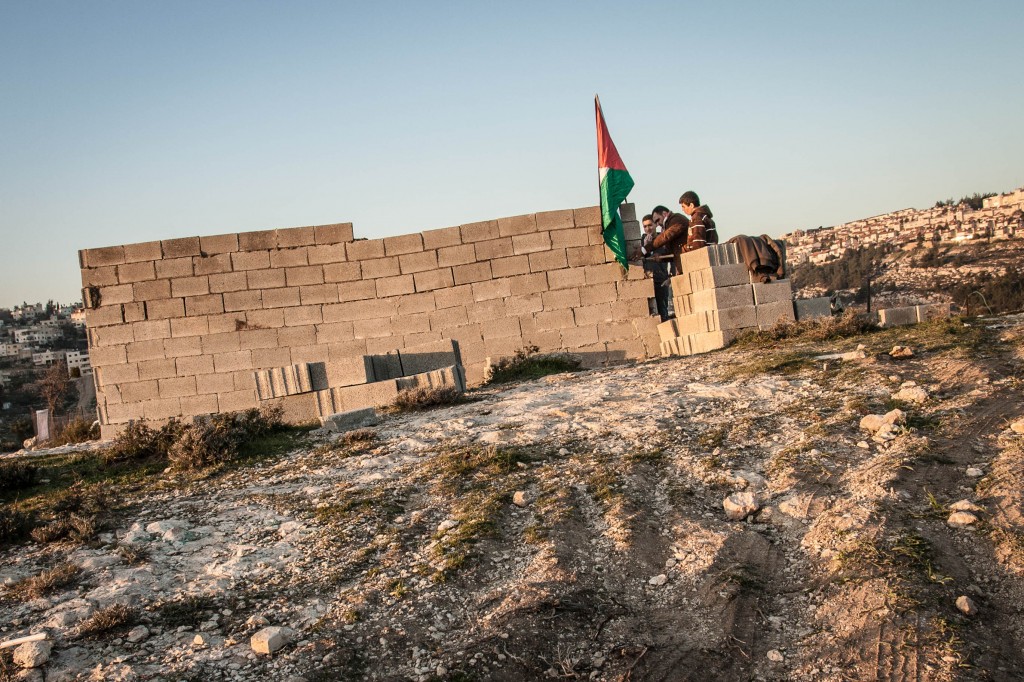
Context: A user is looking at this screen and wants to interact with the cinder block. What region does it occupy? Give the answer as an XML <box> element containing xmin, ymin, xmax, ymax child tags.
<box><xmin>916</xmin><ymin>303</ymin><xmax>951</xmax><ymax>322</ymax></box>
<box><xmin>216</xmin><ymin>390</ymin><xmax>256</xmax><ymax>413</ymax></box>
<box><xmin>752</xmin><ymin>279</ymin><xmax>793</xmax><ymax>305</ymax></box>
<box><xmin>323</xmin><ymin>262</ymin><xmax>362</xmax><ymax>283</ymax></box>
<box><xmin>690</xmin><ymin>330</ymin><xmax>739</xmax><ymax>354</ymax></box>
<box><xmin>616</xmin><ymin>279</ymin><xmax>654</xmax><ymax>301</ymax></box>
<box><xmin>138</xmin><ymin>358</ymin><xmax>177</xmax><ymax>381</ymax></box>
<box><xmin>306</xmin><ymin>244</ymin><xmax>347</xmax><ymax>265</ymax></box>
<box><xmin>175</xmin><ymin>354</ymin><xmax>214</xmax><ymax>376</ymax></box>
<box><xmin>82</xmin><ymin>265</ymin><xmax>119</xmax><ymax>288</ymax></box>
<box><xmin>84</xmin><ymin>246</ymin><xmax>126</xmax><ymax>268</ymax></box>
<box><xmin>474</xmin><ymin>237</ymin><xmax>514</xmax><ymax>260</ymax></box>
<box><xmin>171</xmin><ymin>276</ymin><xmax>210</xmax><ymax>298</ymax></box>
<box><xmin>164</xmin><ymin>335</ymin><xmax>203</xmax><ymax>358</ymax></box>
<box><xmin>399</xmin><ymin>339</ymin><xmax>462</xmax><ymax>375</ymax></box>
<box><xmin>213</xmin><ymin>350</ymin><xmax>253</xmax><ymax>373</ymax></box>
<box><xmin>397</xmin><ymin>364</ymin><xmax>466</xmax><ymax>393</ymax></box>
<box><xmin>673</xmin><ymin>294</ymin><xmax>694</xmax><ymax>316</ymax></box>
<box><xmin>185</xmin><ymin>294</ymin><xmax>224</xmax><ymax>316</ymax></box>
<box><xmin>245</xmin><ymin>308</ymin><xmax>285</xmax><ymax>329</ymax></box>
<box><xmin>429</xmin><ymin>306</ymin><xmax>469</xmax><ymax>331</ymax></box>
<box><xmin>251</xmin><ymin>347</ymin><xmax>292</xmax><ymax>369</ymax></box>
<box><xmin>90</xmin><ymin>344</ymin><xmax>128</xmax><ymax>367</ymax></box>
<box><xmin>375</xmin><ymin>275</ymin><xmax>416</xmax><ymax>298</ymax></box>
<box><xmin>299</xmin><ymin>283</ymin><xmax>339</xmax><ymax>305</ymax></box>
<box><xmin>481</xmin><ymin>317</ymin><xmax>522</xmax><ymax>341</ymax></box>
<box><xmin>384</xmin><ymin>233</ymin><xmax>424</xmax><ymax>256</ymax></box>
<box><xmin>224</xmin><ymin>290</ymin><xmax>262</xmax><ymax>312</ymax></box>
<box><xmin>580</xmin><ymin>282</ymin><xmax>617</xmax><ymax>306</ymax></box>
<box><xmin>542</xmin><ymin>288</ymin><xmax>581</xmax><ymax>310</ymax></box>
<box><xmin>467</xmin><ymin>299</ymin><xmax>506</xmax><ymax>323</ymax></box>
<box><xmin>317</xmin><ymin>380</ymin><xmax>400</xmax><ymax>414</ymax></box>
<box><xmin>399</xmin><ymin>291</ymin><xmax>442</xmax><ymax>314</ymax></box>
<box><xmin>794</xmin><ymin>297</ymin><xmax>831</xmax><ymax>321</ymax></box>
<box><xmin>365</xmin><ymin>350</ymin><xmax>402</xmax><ymax>382</ymax></box>
<box><xmin>573</xmin><ymin>206</ymin><xmax>601</xmax><ymax>227</ymax></box>
<box><xmin>878</xmin><ymin>306</ymin><xmax>918</xmax><ymax>328</ymax></box>
<box><xmin>122</xmin><ymin>241</ymin><xmax>162</xmax><ymax>263</ymax></box>
<box><xmin>180</xmin><ymin>394</ymin><xmax>220</xmax><ymax>418</ymax></box>
<box><xmin>490</xmin><ymin>255</ymin><xmax>531</xmax><ymax>278</ymax></box>
<box><xmin>285</xmin><ymin>265</ymin><xmax>325</xmax><ymax>287</ymax></box>
<box><xmin>471</xmin><ymin>278</ymin><xmax>512</xmax><ymax>302</ymax></box>
<box><xmin>535</xmin><ymin>309</ymin><xmax>575</xmax><ymax>331</ymax></box>
<box><xmin>337</xmin><ymin>279</ymin><xmax>377</xmax><ymax>302</ymax></box>
<box><xmin>231</xmin><ymin>251</ymin><xmax>271</xmax><ymax>271</ymax></box>
<box><xmin>323</xmin><ymin>357</ymin><xmax>375</xmax><ymax>387</ymax></box>
<box><xmin>170</xmin><ymin>316</ymin><xmax>209</xmax><ymax>338</ymax></box>
<box><xmin>546</xmin><ymin>268</ymin><xmax>586</xmax><ymax>291</ymax></box>
<box><xmin>351</xmin><ymin>316</ymin><xmax>393</xmax><ymax>339</ymax></box>
<box><xmin>392</xmin><ymin>311</ymin><xmax>431</xmax><ymax>336</ymax></box>
<box><xmin>550</xmin><ymin>228</ymin><xmax>590</xmax><ymax>249</ymax></box>
<box><xmin>195</xmin><ymin>372</ymin><xmax>235</xmax><ymax>395</ymax></box>
<box><xmin>497</xmin><ymin>213</ymin><xmax>538</xmax><ymax>237</ymax></box>
<box><xmin>460</xmin><ymin>219</ymin><xmax>500</xmax><ymax>243</ymax></box>
<box><xmin>400</xmin><ymin>331</ymin><xmax>442</xmax><ymax>348</ymax></box>
<box><xmin>162</xmin><ymin>237</ymin><xmax>201</xmax><ymax>259</ymax></box>
<box><xmin>278</xmin><ymin>326</ymin><xmax>317</xmax><ymax>349</ymax></box>
<box><xmin>619</xmin><ymin>203</ymin><xmax>637</xmax><ymax>222</ymax></box>
<box><xmin>692</xmin><ymin>284</ymin><xmax>754</xmax><ymax>311</ymax></box>
<box><xmin>584</xmin><ymin>263</ymin><xmax>623</xmax><ymax>285</ymax></box>
<box><xmin>688</xmin><ymin>264</ymin><xmax>748</xmax><ymax>291</ymax></box>
<box><xmin>133</xmin><ymin>319</ymin><xmax>171</xmax><ymax>342</ymax></box>
<box><xmin>536</xmin><ymin>209</ymin><xmax>575</xmax><ymax>231</ymax></box>
<box><xmin>756</xmin><ymin>300</ymin><xmax>796</xmax><ymax>329</ymax></box>
<box><xmin>708</xmin><ymin>305</ymin><xmax>757</xmax><ymax>331</ymax></box>
<box><xmin>561</xmin><ymin>325</ymin><xmax>599</xmax><ymax>348</ymax></box>
<box><xmin>253</xmin><ymin>363</ymin><xmax>315</xmax><ymax>399</ymax></box>
<box><xmin>208</xmin><ymin>272</ymin><xmax>248</xmax><ymax>293</ymax></box>
<box><xmin>314</xmin><ymin>223</ymin><xmax>354</xmax><ymax>245</ymax></box>
<box><xmin>86</xmin><ymin>305</ymin><xmax>124</xmax><ymax>327</ymax></box>
<box><xmin>194</xmin><ymin>253</ymin><xmax>234</xmax><ymax>275</ymax></box>
<box><xmin>238</xmin><ymin>328</ymin><xmax>278</xmax><ymax>349</ymax></box>
<box><xmin>436</xmin><ymin>244</ymin><xmax>476</xmax><ymax>267</ymax></box>
<box><xmin>453</xmin><ymin>262</ymin><xmax>492</xmax><ymax>285</ymax></box>
<box><xmin>199</xmin><ymin>233</ymin><xmax>239</xmax><ymax>254</ymax></box>
<box><xmin>320</xmin><ymin>406</ymin><xmax>379</xmax><ymax>431</ymax></box>
<box><xmin>566</xmin><ymin>245</ymin><xmax>608</xmax><ymax>268</ymax></box>
<box><xmin>661</xmin><ymin>335</ymin><xmax>693</xmax><ymax>357</ymax></box>
<box><xmin>622</xmin><ymin>220</ymin><xmax>641</xmax><ymax>243</ymax></box>
<box><xmin>155</xmin><ymin>257</ymin><xmax>194</xmax><ymax>279</ymax></box>
<box><xmin>413</xmin><ymin>268</ymin><xmax>455</xmax><ymax>292</ymax></box>
<box><xmin>116</xmin><ymin>259</ymin><xmax>155</xmax><ymax>282</ymax></box>
<box><xmin>508</xmin><ymin>272</ymin><xmax>548</xmax><ymax>296</ymax></box>
<box><xmin>276</xmin><ymin>226</ymin><xmax>316</xmax><ymax>248</ymax></box>
<box><xmin>94</xmin><ymin>284</ymin><xmax>132</xmax><ymax>306</ymax></box>
<box><xmin>528</xmin><ymin>249</ymin><xmax>568</xmax><ymax>272</ymax></box>
<box><xmin>512</xmin><ymin>231</ymin><xmax>552</xmax><ymax>255</ymax></box>
<box><xmin>158</xmin><ymin>376</ymin><xmax>197</xmax><ymax>399</ymax></box>
<box><xmin>346</xmin><ymin>238</ymin><xmax>386</xmax><ymax>261</ymax></box>
<box><xmin>599</xmin><ymin>321</ymin><xmax>636</xmax><ymax>343</ymax></box>
<box><xmin>422</xmin><ymin>225</ymin><xmax>462</xmax><ymax>250</ymax></box>
<box><xmin>238</xmin><ymin>230</ymin><xmax>277</xmax><ymax>251</ymax></box>
<box><xmin>143</xmin><ymin>396</ymin><xmax>183</xmax><ymax>421</ymax></box>
<box><xmin>262</xmin><ymin>287</ymin><xmax>301</xmax><ymax>309</ymax></box>
<box><xmin>360</xmin><ymin>256</ymin><xmax>401</xmax><ymax>279</ymax></box>
<box><xmin>399</xmin><ymin>249</ymin><xmax>438</xmax><ymax>274</ymax></box>
<box><xmin>269</xmin><ymin>248</ymin><xmax>309</xmax><ymax>268</ymax></box>
<box><xmin>574</xmin><ymin>303</ymin><xmax>613</xmax><ymax>326</ymax></box>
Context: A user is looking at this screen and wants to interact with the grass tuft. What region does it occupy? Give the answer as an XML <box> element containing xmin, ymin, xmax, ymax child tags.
<box><xmin>483</xmin><ymin>346</ymin><xmax>582</xmax><ymax>384</ymax></box>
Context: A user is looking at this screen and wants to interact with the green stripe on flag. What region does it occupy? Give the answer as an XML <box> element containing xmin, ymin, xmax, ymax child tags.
<box><xmin>600</xmin><ymin>167</ymin><xmax>634</xmax><ymax>268</ymax></box>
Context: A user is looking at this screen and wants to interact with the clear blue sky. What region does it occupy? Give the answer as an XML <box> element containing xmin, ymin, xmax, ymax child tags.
<box><xmin>2</xmin><ymin>1</ymin><xmax>1022</xmax><ymax>308</ymax></box>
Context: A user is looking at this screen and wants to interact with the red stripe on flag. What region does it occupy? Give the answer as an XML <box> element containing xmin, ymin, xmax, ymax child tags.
<box><xmin>595</xmin><ymin>97</ymin><xmax>628</xmax><ymax>172</ymax></box>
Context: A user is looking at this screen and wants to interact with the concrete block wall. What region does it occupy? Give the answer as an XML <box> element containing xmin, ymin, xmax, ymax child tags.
<box><xmin>657</xmin><ymin>244</ymin><xmax>796</xmax><ymax>357</ymax></box>
<box><xmin>80</xmin><ymin>206</ymin><xmax>659</xmax><ymax>436</ymax></box>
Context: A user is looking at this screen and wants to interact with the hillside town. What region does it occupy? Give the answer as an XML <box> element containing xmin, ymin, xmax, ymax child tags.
<box><xmin>782</xmin><ymin>186</ymin><xmax>1024</xmax><ymax>265</ymax></box>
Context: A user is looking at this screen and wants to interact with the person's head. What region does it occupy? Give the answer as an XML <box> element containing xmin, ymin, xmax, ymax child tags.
<box><xmin>642</xmin><ymin>214</ymin><xmax>655</xmax><ymax>235</ymax></box>
<box><xmin>651</xmin><ymin>205</ymin><xmax>670</xmax><ymax>226</ymax></box>
<box><xmin>678</xmin><ymin>191</ymin><xmax>700</xmax><ymax>216</ymax></box>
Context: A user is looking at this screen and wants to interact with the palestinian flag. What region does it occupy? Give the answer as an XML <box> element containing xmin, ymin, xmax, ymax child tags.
<box><xmin>595</xmin><ymin>95</ymin><xmax>634</xmax><ymax>268</ymax></box>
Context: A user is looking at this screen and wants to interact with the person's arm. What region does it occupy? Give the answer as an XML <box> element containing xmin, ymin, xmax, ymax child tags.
<box><xmin>683</xmin><ymin>219</ymin><xmax>707</xmax><ymax>252</ymax></box>
<box><xmin>649</xmin><ymin>216</ymin><xmax>688</xmax><ymax>252</ymax></box>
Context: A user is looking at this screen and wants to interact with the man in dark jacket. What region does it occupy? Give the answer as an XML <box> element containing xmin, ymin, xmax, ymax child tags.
<box><xmin>638</xmin><ymin>214</ymin><xmax>672</xmax><ymax>321</ymax></box>
<box><xmin>642</xmin><ymin>205</ymin><xmax>689</xmax><ymax>273</ymax></box>
<box><xmin>679</xmin><ymin>191</ymin><xmax>718</xmax><ymax>252</ymax></box>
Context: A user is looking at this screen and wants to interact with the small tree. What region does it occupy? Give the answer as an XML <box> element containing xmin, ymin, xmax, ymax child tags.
<box><xmin>37</xmin><ymin>361</ymin><xmax>73</xmax><ymax>418</ymax></box>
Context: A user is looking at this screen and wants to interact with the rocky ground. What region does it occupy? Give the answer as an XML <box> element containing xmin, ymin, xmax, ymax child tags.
<box><xmin>3</xmin><ymin>314</ymin><xmax>1024</xmax><ymax>681</ymax></box>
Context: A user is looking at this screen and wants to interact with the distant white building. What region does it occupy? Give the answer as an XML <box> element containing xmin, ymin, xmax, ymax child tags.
<box><xmin>69</xmin><ymin>309</ymin><xmax>87</xmax><ymax>327</ymax></box>
<box><xmin>33</xmin><ymin>349</ymin><xmax>67</xmax><ymax>367</ymax></box>
<box><xmin>0</xmin><ymin>343</ymin><xmax>22</xmax><ymax>358</ymax></box>
<box><xmin>66</xmin><ymin>350</ymin><xmax>92</xmax><ymax>376</ymax></box>
<box><xmin>14</xmin><ymin>327</ymin><xmax>62</xmax><ymax>345</ymax></box>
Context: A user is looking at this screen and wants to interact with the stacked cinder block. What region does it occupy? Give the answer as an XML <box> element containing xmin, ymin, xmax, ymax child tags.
<box><xmin>80</xmin><ymin>204</ymin><xmax>662</xmax><ymax>437</ymax></box>
<box><xmin>877</xmin><ymin>302</ymin><xmax>951</xmax><ymax>328</ymax></box>
<box><xmin>794</xmin><ymin>297</ymin><xmax>832</xmax><ymax>321</ymax></box>
<box><xmin>657</xmin><ymin>244</ymin><xmax>796</xmax><ymax>357</ymax></box>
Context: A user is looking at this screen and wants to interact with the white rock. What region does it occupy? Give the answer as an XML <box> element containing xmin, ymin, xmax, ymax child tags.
<box><xmin>723</xmin><ymin>492</ymin><xmax>760</xmax><ymax>521</ymax></box>
<box><xmin>893</xmin><ymin>386</ymin><xmax>928</xmax><ymax>404</ymax></box>
<box><xmin>512</xmin><ymin>491</ymin><xmax>531</xmax><ymax>507</ymax></box>
<box><xmin>437</xmin><ymin>519</ymin><xmax>459</xmax><ymax>534</ymax></box>
<box><xmin>947</xmin><ymin>511</ymin><xmax>978</xmax><ymax>528</ymax></box>
<box><xmin>966</xmin><ymin>467</ymin><xmax>984</xmax><ymax>478</ymax></box>
<box><xmin>251</xmin><ymin>626</ymin><xmax>294</xmax><ymax>655</ymax></box>
<box><xmin>193</xmin><ymin>633</ymin><xmax>209</xmax><ymax>646</ymax></box>
<box><xmin>955</xmin><ymin>595</ymin><xmax>978</xmax><ymax>616</ymax></box>
<box><xmin>648</xmin><ymin>574</ymin><xmax>668</xmax><ymax>586</ymax></box>
<box><xmin>767</xmin><ymin>649</ymin><xmax>784</xmax><ymax>662</ymax></box>
<box><xmin>1010</xmin><ymin>420</ymin><xmax>1024</xmax><ymax>434</ymax></box>
<box><xmin>126</xmin><ymin>625</ymin><xmax>149</xmax><ymax>643</ymax></box>
<box><xmin>949</xmin><ymin>500</ymin><xmax>984</xmax><ymax>513</ymax></box>
<box><xmin>857</xmin><ymin>441</ymin><xmax>870</xmax><ymax>449</ymax></box>
<box><xmin>145</xmin><ymin>519</ymin><xmax>189</xmax><ymax>534</ymax></box>
<box><xmin>13</xmin><ymin>641</ymin><xmax>51</xmax><ymax>668</ymax></box>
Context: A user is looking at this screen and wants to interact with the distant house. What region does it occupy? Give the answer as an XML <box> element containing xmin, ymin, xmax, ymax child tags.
<box><xmin>33</xmin><ymin>349</ymin><xmax>67</xmax><ymax>367</ymax></box>
<box><xmin>66</xmin><ymin>350</ymin><xmax>92</xmax><ymax>376</ymax></box>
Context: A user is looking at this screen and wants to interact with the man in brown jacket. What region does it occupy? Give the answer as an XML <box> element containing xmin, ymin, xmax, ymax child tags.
<box><xmin>679</xmin><ymin>191</ymin><xmax>718</xmax><ymax>252</ymax></box>
<box><xmin>641</xmin><ymin>205</ymin><xmax>689</xmax><ymax>273</ymax></box>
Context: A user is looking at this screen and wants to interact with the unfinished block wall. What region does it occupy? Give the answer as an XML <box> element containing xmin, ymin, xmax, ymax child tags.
<box><xmin>79</xmin><ymin>205</ymin><xmax>660</xmax><ymax>436</ymax></box>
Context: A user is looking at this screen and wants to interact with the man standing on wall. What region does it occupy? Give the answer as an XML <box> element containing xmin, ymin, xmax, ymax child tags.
<box><xmin>637</xmin><ymin>214</ymin><xmax>672</xmax><ymax>321</ymax></box>
<box><xmin>642</xmin><ymin>205</ymin><xmax>689</xmax><ymax>273</ymax></box>
<box><xmin>679</xmin><ymin>191</ymin><xmax>718</xmax><ymax>252</ymax></box>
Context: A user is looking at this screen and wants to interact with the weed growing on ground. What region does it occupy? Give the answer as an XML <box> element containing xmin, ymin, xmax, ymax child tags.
<box><xmin>76</xmin><ymin>603</ymin><xmax>138</xmax><ymax>639</ymax></box>
<box><xmin>49</xmin><ymin>417</ymin><xmax>100</xmax><ymax>446</ymax></box>
<box><xmin>392</xmin><ymin>386</ymin><xmax>464</xmax><ymax>411</ymax></box>
<box><xmin>736</xmin><ymin>311</ymin><xmax>878</xmax><ymax>346</ymax></box>
<box><xmin>5</xmin><ymin>562</ymin><xmax>81</xmax><ymax>601</ymax></box>
<box><xmin>483</xmin><ymin>346</ymin><xmax>582</xmax><ymax>384</ymax></box>
<box><xmin>0</xmin><ymin>461</ymin><xmax>38</xmax><ymax>493</ymax></box>
<box><xmin>0</xmin><ymin>507</ymin><xmax>34</xmax><ymax>546</ymax></box>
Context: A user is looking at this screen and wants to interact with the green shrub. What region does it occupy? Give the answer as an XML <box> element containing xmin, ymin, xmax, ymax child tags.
<box><xmin>0</xmin><ymin>507</ymin><xmax>35</xmax><ymax>546</ymax></box>
<box><xmin>0</xmin><ymin>461</ymin><xmax>39</xmax><ymax>493</ymax></box>
<box><xmin>167</xmin><ymin>405</ymin><xmax>286</xmax><ymax>471</ymax></box>
<box><xmin>103</xmin><ymin>419</ymin><xmax>184</xmax><ymax>463</ymax></box>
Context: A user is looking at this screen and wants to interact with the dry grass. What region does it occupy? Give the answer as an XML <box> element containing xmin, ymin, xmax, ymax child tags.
<box><xmin>5</xmin><ymin>561</ymin><xmax>80</xmax><ymax>601</ymax></box>
<box><xmin>392</xmin><ymin>386</ymin><xmax>464</xmax><ymax>411</ymax></box>
<box><xmin>0</xmin><ymin>461</ymin><xmax>39</xmax><ymax>493</ymax></box>
<box><xmin>483</xmin><ymin>346</ymin><xmax>582</xmax><ymax>384</ymax></box>
<box><xmin>736</xmin><ymin>311</ymin><xmax>878</xmax><ymax>346</ymax></box>
<box><xmin>76</xmin><ymin>603</ymin><xmax>138</xmax><ymax>639</ymax></box>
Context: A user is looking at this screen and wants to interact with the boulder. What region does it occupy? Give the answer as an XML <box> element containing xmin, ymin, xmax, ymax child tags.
<box><xmin>955</xmin><ymin>595</ymin><xmax>978</xmax><ymax>616</ymax></box>
<box><xmin>723</xmin><ymin>492</ymin><xmax>760</xmax><ymax>521</ymax></box>
<box><xmin>13</xmin><ymin>641</ymin><xmax>51</xmax><ymax>668</ymax></box>
<box><xmin>947</xmin><ymin>511</ymin><xmax>978</xmax><ymax>528</ymax></box>
<box><xmin>893</xmin><ymin>386</ymin><xmax>928</xmax><ymax>404</ymax></box>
